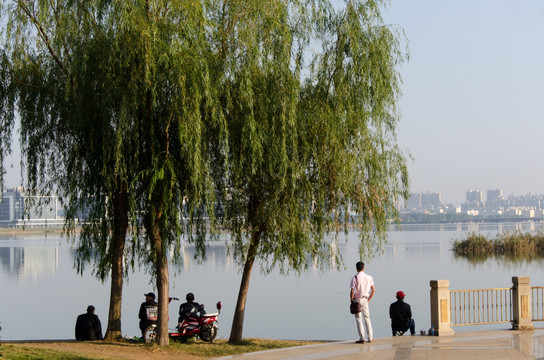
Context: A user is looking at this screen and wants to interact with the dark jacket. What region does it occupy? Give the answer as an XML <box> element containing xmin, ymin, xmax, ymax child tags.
<box><xmin>389</xmin><ymin>299</ymin><xmax>412</xmax><ymax>330</ymax></box>
<box><xmin>178</xmin><ymin>301</ymin><xmax>205</xmax><ymax>323</ymax></box>
<box><xmin>75</xmin><ymin>312</ymin><xmax>103</xmax><ymax>341</ymax></box>
<box><xmin>138</xmin><ymin>300</ymin><xmax>158</xmax><ymax>331</ymax></box>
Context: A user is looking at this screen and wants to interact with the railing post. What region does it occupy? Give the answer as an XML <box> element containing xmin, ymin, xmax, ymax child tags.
<box><xmin>430</xmin><ymin>280</ymin><xmax>454</xmax><ymax>336</ymax></box>
<box><xmin>512</xmin><ymin>276</ymin><xmax>534</xmax><ymax>330</ymax></box>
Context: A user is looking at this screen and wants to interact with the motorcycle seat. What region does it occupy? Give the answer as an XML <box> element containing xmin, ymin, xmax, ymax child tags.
<box><xmin>202</xmin><ymin>312</ymin><xmax>218</xmax><ymax>317</ymax></box>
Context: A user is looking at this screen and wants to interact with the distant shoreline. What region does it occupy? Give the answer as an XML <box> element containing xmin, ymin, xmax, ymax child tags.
<box><xmin>0</xmin><ymin>218</ymin><xmax>542</xmax><ymax>237</ymax></box>
<box><xmin>0</xmin><ymin>227</ymin><xmax>67</xmax><ymax>236</ymax></box>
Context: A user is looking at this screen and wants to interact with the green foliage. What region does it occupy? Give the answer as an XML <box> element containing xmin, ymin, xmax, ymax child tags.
<box><xmin>212</xmin><ymin>0</ymin><xmax>409</xmax><ymax>276</ymax></box>
<box><xmin>209</xmin><ymin>0</ymin><xmax>409</xmax><ymax>342</ymax></box>
<box><xmin>1</xmin><ymin>0</ymin><xmax>221</xmax><ymax>272</ymax></box>
<box><xmin>1</xmin><ymin>0</ymin><xmax>410</xmax><ymax>344</ymax></box>
<box><xmin>0</xmin><ymin>0</ymin><xmax>224</xmax><ymax>343</ymax></box>
<box><xmin>1</xmin><ymin>0</ymin><xmax>408</xmax><ymax>272</ymax></box>
<box><xmin>0</xmin><ymin>51</ymin><xmax>16</xmax><ymax>192</ymax></box>
<box><xmin>2</xmin><ymin>0</ymin><xmax>131</xmax><ymax>279</ymax></box>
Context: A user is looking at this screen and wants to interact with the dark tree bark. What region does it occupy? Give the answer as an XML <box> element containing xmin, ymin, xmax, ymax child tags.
<box><xmin>145</xmin><ymin>198</ymin><xmax>170</xmax><ymax>347</ymax></box>
<box><xmin>229</xmin><ymin>231</ymin><xmax>261</xmax><ymax>343</ymax></box>
<box><xmin>104</xmin><ymin>186</ymin><xmax>128</xmax><ymax>340</ymax></box>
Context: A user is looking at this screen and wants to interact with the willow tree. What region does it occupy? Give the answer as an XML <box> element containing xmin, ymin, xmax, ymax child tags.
<box><xmin>208</xmin><ymin>0</ymin><xmax>409</xmax><ymax>343</ymax></box>
<box><xmin>0</xmin><ymin>50</ymin><xmax>15</xmax><ymax>193</ymax></box>
<box><xmin>0</xmin><ymin>1</ymin><xmax>221</xmax><ymax>345</ymax></box>
<box><xmin>0</xmin><ymin>0</ymin><xmax>140</xmax><ymax>340</ymax></box>
<box><xmin>107</xmin><ymin>1</ymin><xmax>223</xmax><ymax>346</ymax></box>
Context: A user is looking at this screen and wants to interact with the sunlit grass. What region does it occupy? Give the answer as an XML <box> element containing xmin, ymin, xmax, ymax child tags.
<box><xmin>0</xmin><ymin>344</ymin><xmax>103</xmax><ymax>360</ymax></box>
<box><xmin>169</xmin><ymin>338</ymin><xmax>321</xmax><ymax>357</ymax></box>
<box><xmin>0</xmin><ymin>338</ymin><xmax>321</xmax><ymax>360</ymax></box>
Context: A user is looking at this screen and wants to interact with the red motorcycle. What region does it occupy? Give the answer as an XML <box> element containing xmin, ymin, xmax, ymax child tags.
<box><xmin>143</xmin><ymin>299</ymin><xmax>222</xmax><ymax>344</ymax></box>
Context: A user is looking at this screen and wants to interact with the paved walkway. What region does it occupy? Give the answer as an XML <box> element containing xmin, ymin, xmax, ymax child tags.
<box><xmin>217</xmin><ymin>329</ymin><xmax>544</xmax><ymax>360</ymax></box>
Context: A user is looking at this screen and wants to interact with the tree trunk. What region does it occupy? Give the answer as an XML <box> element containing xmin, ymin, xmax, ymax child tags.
<box><xmin>105</xmin><ymin>187</ymin><xmax>128</xmax><ymax>340</ymax></box>
<box><xmin>155</xmin><ymin>228</ymin><xmax>170</xmax><ymax>347</ymax></box>
<box><xmin>145</xmin><ymin>199</ymin><xmax>170</xmax><ymax>346</ymax></box>
<box><xmin>228</xmin><ymin>231</ymin><xmax>261</xmax><ymax>343</ymax></box>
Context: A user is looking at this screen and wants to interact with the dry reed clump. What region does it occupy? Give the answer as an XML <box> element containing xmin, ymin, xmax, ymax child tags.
<box><xmin>452</xmin><ymin>231</ymin><xmax>544</xmax><ymax>258</ymax></box>
<box><xmin>451</xmin><ymin>232</ymin><xmax>494</xmax><ymax>255</ymax></box>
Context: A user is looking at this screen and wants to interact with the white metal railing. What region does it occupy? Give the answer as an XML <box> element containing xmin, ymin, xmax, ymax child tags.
<box><xmin>532</xmin><ymin>286</ymin><xmax>544</xmax><ymax>321</ymax></box>
<box><xmin>450</xmin><ymin>288</ymin><xmax>512</xmax><ymax>326</ymax></box>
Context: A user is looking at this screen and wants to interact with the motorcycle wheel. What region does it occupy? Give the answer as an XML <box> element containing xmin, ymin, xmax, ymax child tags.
<box><xmin>143</xmin><ymin>325</ymin><xmax>157</xmax><ymax>344</ymax></box>
<box><xmin>198</xmin><ymin>324</ymin><xmax>217</xmax><ymax>343</ymax></box>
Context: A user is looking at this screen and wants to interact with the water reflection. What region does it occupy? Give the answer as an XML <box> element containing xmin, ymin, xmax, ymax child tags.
<box><xmin>513</xmin><ymin>331</ymin><xmax>544</xmax><ymax>358</ymax></box>
<box><xmin>178</xmin><ymin>242</ymin><xmax>234</xmax><ymax>273</ymax></box>
<box><xmin>393</xmin><ymin>221</ymin><xmax>544</xmax><ymax>233</ymax></box>
<box><xmin>453</xmin><ymin>252</ymin><xmax>544</xmax><ymax>270</ymax></box>
<box><xmin>178</xmin><ymin>239</ymin><xmax>343</xmax><ymax>274</ymax></box>
<box><xmin>385</xmin><ymin>241</ymin><xmax>444</xmax><ymax>261</ymax></box>
<box><xmin>1</xmin><ymin>224</ymin><xmax>544</xmax><ymax>341</ymax></box>
<box><xmin>0</xmin><ymin>246</ymin><xmax>58</xmax><ymax>281</ymax></box>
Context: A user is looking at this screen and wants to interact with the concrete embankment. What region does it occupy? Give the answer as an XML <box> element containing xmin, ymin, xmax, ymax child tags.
<box><xmin>215</xmin><ymin>329</ymin><xmax>544</xmax><ymax>360</ymax></box>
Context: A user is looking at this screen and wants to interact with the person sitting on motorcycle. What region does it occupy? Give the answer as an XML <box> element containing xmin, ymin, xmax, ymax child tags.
<box><xmin>138</xmin><ymin>292</ymin><xmax>158</xmax><ymax>336</ymax></box>
<box><xmin>178</xmin><ymin>292</ymin><xmax>205</xmax><ymax>324</ymax></box>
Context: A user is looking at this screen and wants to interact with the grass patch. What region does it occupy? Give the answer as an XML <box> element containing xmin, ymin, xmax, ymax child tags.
<box><xmin>169</xmin><ymin>338</ymin><xmax>321</xmax><ymax>357</ymax></box>
<box><xmin>0</xmin><ymin>338</ymin><xmax>321</xmax><ymax>360</ymax></box>
<box><xmin>0</xmin><ymin>344</ymin><xmax>103</xmax><ymax>360</ymax></box>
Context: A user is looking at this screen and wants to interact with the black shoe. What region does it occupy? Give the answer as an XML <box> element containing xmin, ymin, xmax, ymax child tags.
<box><xmin>355</xmin><ymin>339</ymin><xmax>365</xmax><ymax>344</ymax></box>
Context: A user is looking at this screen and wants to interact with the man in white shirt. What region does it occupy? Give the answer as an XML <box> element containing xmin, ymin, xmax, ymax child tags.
<box><xmin>350</xmin><ymin>261</ymin><xmax>375</xmax><ymax>343</ymax></box>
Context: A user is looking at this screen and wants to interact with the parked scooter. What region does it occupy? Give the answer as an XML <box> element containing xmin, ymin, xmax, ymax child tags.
<box><xmin>143</xmin><ymin>299</ymin><xmax>221</xmax><ymax>344</ymax></box>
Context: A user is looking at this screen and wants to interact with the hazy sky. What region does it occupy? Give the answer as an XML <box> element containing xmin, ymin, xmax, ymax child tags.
<box><xmin>3</xmin><ymin>1</ymin><xmax>544</xmax><ymax>206</ymax></box>
<box><xmin>383</xmin><ymin>0</ymin><xmax>544</xmax><ymax>204</ymax></box>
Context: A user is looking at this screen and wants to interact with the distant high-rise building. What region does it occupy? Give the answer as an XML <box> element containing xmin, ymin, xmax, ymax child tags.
<box><xmin>405</xmin><ymin>191</ymin><xmax>442</xmax><ymax>211</ymax></box>
<box><xmin>0</xmin><ymin>187</ymin><xmax>23</xmax><ymax>223</ymax></box>
<box><xmin>466</xmin><ymin>189</ymin><xmax>483</xmax><ymax>203</ymax></box>
<box><xmin>487</xmin><ymin>189</ymin><xmax>502</xmax><ymax>202</ymax></box>
<box><xmin>406</xmin><ymin>192</ymin><xmax>422</xmax><ymax>210</ymax></box>
<box><xmin>0</xmin><ymin>187</ymin><xmax>62</xmax><ymax>227</ymax></box>
<box><xmin>421</xmin><ymin>192</ymin><xmax>442</xmax><ymax>208</ymax></box>
<box><xmin>486</xmin><ymin>189</ymin><xmax>504</xmax><ymax>208</ymax></box>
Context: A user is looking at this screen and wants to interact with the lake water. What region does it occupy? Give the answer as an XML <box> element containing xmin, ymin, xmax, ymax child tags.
<box><xmin>1</xmin><ymin>222</ymin><xmax>543</xmax><ymax>341</ymax></box>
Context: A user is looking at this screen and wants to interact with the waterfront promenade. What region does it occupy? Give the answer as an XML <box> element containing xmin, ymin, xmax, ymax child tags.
<box><xmin>217</xmin><ymin>329</ymin><xmax>544</xmax><ymax>360</ymax></box>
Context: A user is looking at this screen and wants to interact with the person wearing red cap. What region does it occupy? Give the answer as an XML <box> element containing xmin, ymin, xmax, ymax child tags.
<box><xmin>389</xmin><ymin>290</ymin><xmax>415</xmax><ymax>336</ymax></box>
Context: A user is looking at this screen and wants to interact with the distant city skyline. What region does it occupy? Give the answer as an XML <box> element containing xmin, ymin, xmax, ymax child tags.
<box><xmin>404</xmin><ymin>187</ymin><xmax>544</xmax><ymax>221</ymax></box>
<box><xmin>408</xmin><ymin>187</ymin><xmax>544</xmax><ymax>206</ymax></box>
<box><xmin>409</xmin><ymin>187</ymin><xmax>544</xmax><ymax>205</ymax></box>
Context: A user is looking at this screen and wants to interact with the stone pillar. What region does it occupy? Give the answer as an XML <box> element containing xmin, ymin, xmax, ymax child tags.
<box><xmin>430</xmin><ymin>280</ymin><xmax>454</xmax><ymax>336</ymax></box>
<box><xmin>512</xmin><ymin>276</ymin><xmax>534</xmax><ymax>330</ymax></box>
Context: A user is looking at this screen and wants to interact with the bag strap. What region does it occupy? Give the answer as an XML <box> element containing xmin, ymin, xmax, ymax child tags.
<box><xmin>353</xmin><ymin>275</ymin><xmax>359</xmax><ymax>299</ymax></box>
